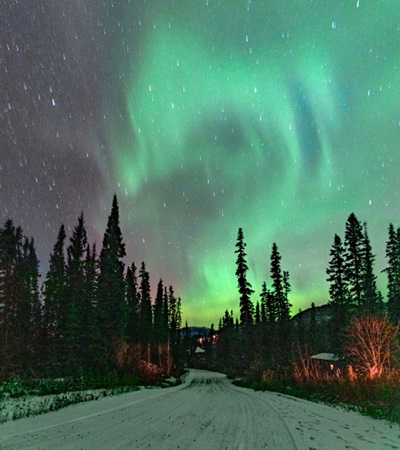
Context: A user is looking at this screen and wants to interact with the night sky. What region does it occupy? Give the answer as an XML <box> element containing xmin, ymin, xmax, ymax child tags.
<box><xmin>2</xmin><ymin>1</ymin><xmax>400</xmax><ymax>326</ymax></box>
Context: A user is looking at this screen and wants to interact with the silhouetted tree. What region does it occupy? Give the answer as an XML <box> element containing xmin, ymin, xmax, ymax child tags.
<box><xmin>270</xmin><ymin>243</ymin><xmax>290</xmax><ymax>321</ymax></box>
<box><xmin>384</xmin><ymin>224</ymin><xmax>400</xmax><ymax>323</ymax></box>
<box><xmin>139</xmin><ymin>262</ymin><xmax>152</xmax><ymax>348</ymax></box>
<box><xmin>81</xmin><ymin>242</ymin><xmax>99</xmax><ymax>372</ymax></box>
<box><xmin>235</xmin><ymin>228</ymin><xmax>254</xmax><ymax>326</ymax></box>
<box><xmin>0</xmin><ymin>220</ymin><xmax>20</xmax><ymax>372</ymax></box>
<box><xmin>64</xmin><ymin>213</ymin><xmax>88</xmax><ymax>374</ymax></box>
<box><xmin>282</xmin><ymin>270</ymin><xmax>292</xmax><ymax>320</ymax></box>
<box><xmin>344</xmin><ymin>213</ymin><xmax>364</xmax><ymax>305</ymax></box>
<box><xmin>0</xmin><ymin>220</ymin><xmax>41</xmax><ymax>375</ymax></box>
<box><xmin>125</xmin><ymin>263</ymin><xmax>140</xmax><ymax>344</ymax></box>
<box><xmin>326</xmin><ymin>233</ymin><xmax>350</xmax><ymax>353</ymax></box>
<box><xmin>153</xmin><ymin>279</ymin><xmax>165</xmax><ymax>345</ymax></box>
<box><xmin>327</xmin><ymin>234</ymin><xmax>348</xmax><ymax>307</ymax></box>
<box><xmin>43</xmin><ymin>224</ymin><xmax>67</xmax><ymax>374</ymax></box>
<box><xmin>97</xmin><ymin>195</ymin><xmax>127</xmax><ymax>368</ymax></box>
<box><xmin>25</xmin><ymin>237</ymin><xmax>41</xmax><ymax>371</ymax></box>
<box><xmin>360</xmin><ymin>223</ymin><xmax>382</xmax><ymax>313</ymax></box>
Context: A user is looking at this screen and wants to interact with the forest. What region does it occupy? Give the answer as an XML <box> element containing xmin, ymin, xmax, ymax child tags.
<box><xmin>209</xmin><ymin>213</ymin><xmax>399</xmax><ymax>376</ymax></box>
<box><xmin>0</xmin><ymin>195</ymin><xmax>186</xmax><ymax>383</ymax></box>
<box><xmin>1</xmin><ymin>198</ymin><xmax>400</xmax><ymax>421</ymax></box>
<box><xmin>202</xmin><ymin>215</ymin><xmax>400</xmax><ymax>422</ymax></box>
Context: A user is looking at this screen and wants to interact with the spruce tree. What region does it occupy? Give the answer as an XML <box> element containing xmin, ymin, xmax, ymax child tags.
<box><xmin>282</xmin><ymin>270</ymin><xmax>292</xmax><ymax>320</ymax></box>
<box><xmin>125</xmin><ymin>262</ymin><xmax>140</xmax><ymax>344</ymax></box>
<box><xmin>326</xmin><ymin>234</ymin><xmax>348</xmax><ymax>307</ymax></box>
<box><xmin>153</xmin><ymin>279</ymin><xmax>166</xmax><ymax>345</ymax></box>
<box><xmin>43</xmin><ymin>224</ymin><xmax>67</xmax><ymax>372</ymax></box>
<box><xmin>163</xmin><ymin>286</ymin><xmax>169</xmax><ymax>338</ymax></box>
<box><xmin>384</xmin><ymin>224</ymin><xmax>400</xmax><ymax>323</ymax></box>
<box><xmin>0</xmin><ymin>219</ymin><xmax>19</xmax><ymax>370</ymax></box>
<box><xmin>270</xmin><ymin>243</ymin><xmax>290</xmax><ymax>321</ymax></box>
<box><xmin>65</xmin><ymin>213</ymin><xmax>88</xmax><ymax>374</ymax></box>
<box><xmin>326</xmin><ymin>233</ymin><xmax>350</xmax><ymax>354</ymax></box>
<box><xmin>139</xmin><ymin>261</ymin><xmax>152</xmax><ymax>347</ymax></box>
<box><xmin>98</xmin><ymin>195</ymin><xmax>127</xmax><ymax>367</ymax></box>
<box><xmin>168</xmin><ymin>285</ymin><xmax>177</xmax><ymax>335</ymax></box>
<box><xmin>25</xmin><ymin>238</ymin><xmax>41</xmax><ymax>371</ymax></box>
<box><xmin>360</xmin><ymin>223</ymin><xmax>382</xmax><ymax>313</ymax></box>
<box><xmin>153</xmin><ymin>278</ymin><xmax>166</xmax><ymax>366</ymax></box>
<box><xmin>0</xmin><ymin>221</ymin><xmax>41</xmax><ymax>374</ymax></box>
<box><xmin>235</xmin><ymin>228</ymin><xmax>254</xmax><ymax>326</ymax></box>
<box><xmin>81</xmin><ymin>242</ymin><xmax>99</xmax><ymax>372</ymax></box>
<box><xmin>344</xmin><ymin>213</ymin><xmax>364</xmax><ymax>305</ymax></box>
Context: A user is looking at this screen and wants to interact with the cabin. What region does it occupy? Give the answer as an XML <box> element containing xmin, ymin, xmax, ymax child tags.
<box><xmin>311</xmin><ymin>352</ymin><xmax>346</xmax><ymax>376</ymax></box>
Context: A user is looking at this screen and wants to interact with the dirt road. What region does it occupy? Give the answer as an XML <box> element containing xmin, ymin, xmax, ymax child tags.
<box><xmin>0</xmin><ymin>370</ymin><xmax>399</xmax><ymax>449</ymax></box>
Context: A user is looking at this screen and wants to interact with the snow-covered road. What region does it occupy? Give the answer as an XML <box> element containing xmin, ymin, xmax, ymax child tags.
<box><xmin>0</xmin><ymin>369</ymin><xmax>399</xmax><ymax>449</ymax></box>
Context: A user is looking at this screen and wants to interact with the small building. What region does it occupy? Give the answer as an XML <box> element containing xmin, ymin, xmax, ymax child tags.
<box><xmin>192</xmin><ymin>346</ymin><xmax>206</xmax><ymax>368</ymax></box>
<box><xmin>311</xmin><ymin>353</ymin><xmax>346</xmax><ymax>375</ymax></box>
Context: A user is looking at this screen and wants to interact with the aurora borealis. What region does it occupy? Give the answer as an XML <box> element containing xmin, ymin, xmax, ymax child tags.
<box><xmin>1</xmin><ymin>1</ymin><xmax>400</xmax><ymax>326</ymax></box>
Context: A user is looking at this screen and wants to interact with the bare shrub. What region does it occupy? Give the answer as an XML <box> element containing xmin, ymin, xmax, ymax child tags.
<box><xmin>261</xmin><ymin>369</ymin><xmax>276</xmax><ymax>383</ymax></box>
<box><xmin>346</xmin><ymin>315</ymin><xmax>399</xmax><ymax>380</ymax></box>
<box><xmin>292</xmin><ymin>344</ymin><xmax>332</xmax><ymax>383</ymax></box>
<box><xmin>137</xmin><ymin>360</ymin><xmax>162</xmax><ymax>384</ymax></box>
<box><xmin>346</xmin><ymin>364</ymin><xmax>358</xmax><ymax>382</ymax></box>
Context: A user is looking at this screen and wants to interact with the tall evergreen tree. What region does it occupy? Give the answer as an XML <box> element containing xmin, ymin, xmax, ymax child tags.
<box><xmin>326</xmin><ymin>232</ymin><xmax>354</xmax><ymax>354</ymax></box>
<box><xmin>139</xmin><ymin>262</ymin><xmax>152</xmax><ymax>346</ymax></box>
<box><xmin>43</xmin><ymin>224</ymin><xmax>67</xmax><ymax>374</ymax></box>
<box><xmin>0</xmin><ymin>221</ymin><xmax>41</xmax><ymax>374</ymax></box>
<box><xmin>0</xmin><ymin>219</ymin><xmax>19</xmax><ymax>369</ymax></box>
<box><xmin>282</xmin><ymin>270</ymin><xmax>292</xmax><ymax>320</ymax></box>
<box><xmin>153</xmin><ymin>279</ymin><xmax>166</xmax><ymax>345</ymax></box>
<box><xmin>65</xmin><ymin>213</ymin><xmax>88</xmax><ymax>374</ymax></box>
<box><xmin>344</xmin><ymin>213</ymin><xmax>364</xmax><ymax>305</ymax></box>
<box><xmin>81</xmin><ymin>242</ymin><xmax>99</xmax><ymax>371</ymax></box>
<box><xmin>360</xmin><ymin>223</ymin><xmax>382</xmax><ymax>313</ymax></box>
<box><xmin>326</xmin><ymin>234</ymin><xmax>348</xmax><ymax>307</ymax></box>
<box><xmin>384</xmin><ymin>224</ymin><xmax>400</xmax><ymax>323</ymax></box>
<box><xmin>163</xmin><ymin>286</ymin><xmax>169</xmax><ymax>338</ymax></box>
<box><xmin>168</xmin><ymin>285</ymin><xmax>178</xmax><ymax>334</ymax></box>
<box><xmin>270</xmin><ymin>243</ymin><xmax>290</xmax><ymax>321</ymax></box>
<box><xmin>235</xmin><ymin>228</ymin><xmax>254</xmax><ymax>326</ymax></box>
<box><xmin>98</xmin><ymin>195</ymin><xmax>127</xmax><ymax>367</ymax></box>
<box><xmin>25</xmin><ymin>238</ymin><xmax>41</xmax><ymax>371</ymax></box>
<box><xmin>125</xmin><ymin>262</ymin><xmax>140</xmax><ymax>344</ymax></box>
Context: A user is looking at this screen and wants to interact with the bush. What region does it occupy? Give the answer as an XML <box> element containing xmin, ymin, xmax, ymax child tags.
<box><xmin>137</xmin><ymin>361</ymin><xmax>163</xmax><ymax>385</ymax></box>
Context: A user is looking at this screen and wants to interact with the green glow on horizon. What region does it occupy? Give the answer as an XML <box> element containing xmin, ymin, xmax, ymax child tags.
<box><xmin>100</xmin><ymin>1</ymin><xmax>400</xmax><ymax>325</ymax></box>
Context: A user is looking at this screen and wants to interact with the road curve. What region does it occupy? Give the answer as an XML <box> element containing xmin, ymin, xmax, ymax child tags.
<box><xmin>0</xmin><ymin>369</ymin><xmax>297</xmax><ymax>450</ymax></box>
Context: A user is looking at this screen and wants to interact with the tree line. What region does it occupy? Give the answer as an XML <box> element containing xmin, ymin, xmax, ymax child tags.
<box><xmin>206</xmin><ymin>213</ymin><xmax>400</xmax><ymax>375</ymax></box>
<box><xmin>0</xmin><ymin>195</ymin><xmax>184</xmax><ymax>379</ymax></box>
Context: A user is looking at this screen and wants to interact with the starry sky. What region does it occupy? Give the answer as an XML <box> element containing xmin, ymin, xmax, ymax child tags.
<box><xmin>1</xmin><ymin>0</ymin><xmax>400</xmax><ymax>326</ymax></box>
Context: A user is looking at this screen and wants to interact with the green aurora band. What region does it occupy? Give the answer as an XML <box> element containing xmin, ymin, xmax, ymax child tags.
<box><xmin>99</xmin><ymin>1</ymin><xmax>400</xmax><ymax>326</ymax></box>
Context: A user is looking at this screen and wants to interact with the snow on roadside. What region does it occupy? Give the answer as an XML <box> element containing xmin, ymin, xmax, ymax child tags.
<box><xmin>0</xmin><ymin>377</ymin><xmax>182</xmax><ymax>424</ymax></box>
<box><xmin>262</xmin><ymin>388</ymin><xmax>400</xmax><ymax>450</ymax></box>
<box><xmin>0</xmin><ymin>388</ymin><xmax>139</xmax><ymax>423</ymax></box>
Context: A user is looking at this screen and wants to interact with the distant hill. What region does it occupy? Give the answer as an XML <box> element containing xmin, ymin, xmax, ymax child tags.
<box><xmin>291</xmin><ymin>301</ymin><xmax>389</xmax><ymax>327</ymax></box>
<box><xmin>291</xmin><ymin>303</ymin><xmax>333</xmax><ymax>327</ymax></box>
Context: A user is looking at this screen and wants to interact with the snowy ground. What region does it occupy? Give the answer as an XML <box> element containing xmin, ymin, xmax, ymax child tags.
<box><xmin>0</xmin><ymin>369</ymin><xmax>399</xmax><ymax>449</ymax></box>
